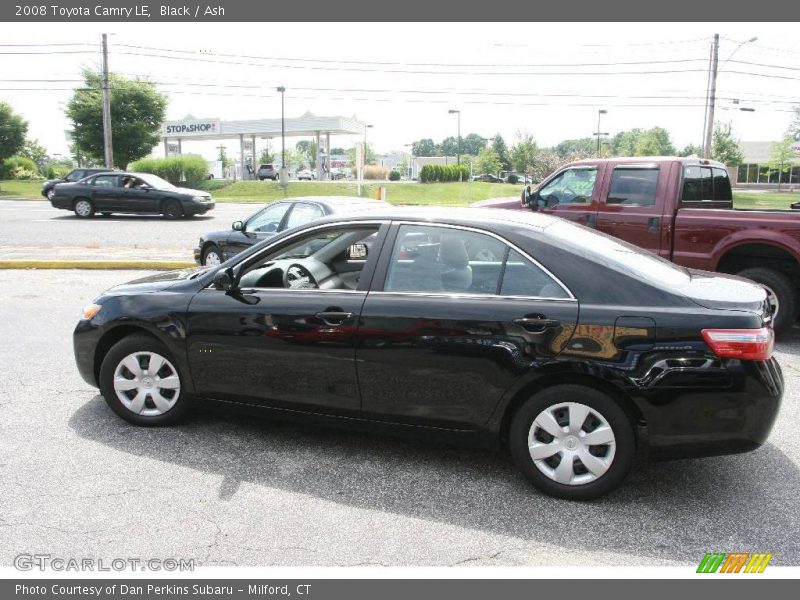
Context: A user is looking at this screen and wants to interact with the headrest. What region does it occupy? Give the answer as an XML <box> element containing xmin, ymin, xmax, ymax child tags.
<box><xmin>440</xmin><ymin>237</ymin><xmax>469</xmax><ymax>269</ymax></box>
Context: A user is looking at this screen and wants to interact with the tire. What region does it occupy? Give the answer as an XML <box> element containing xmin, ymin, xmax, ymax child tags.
<box><xmin>509</xmin><ymin>384</ymin><xmax>636</xmax><ymax>500</ymax></box>
<box><xmin>161</xmin><ymin>200</ymin><xmax>183</xmax><ymax>219</ymax></box>
<box><xmin>202</xmin><ymin>244</ymin><xmax>223</xmax><ymax>266</ymax></box>
<box><xmin>736</xmin><ymin>267</ymin><xmax>798</xmax><ymax>334</ymax></box>
<box><xmin>73</xmin><ymin>198</ymin><xmax>95</xmax><ymax>218</ymax></box>
<box><xmin>99</xmin><ymin>334</ymin><xmax>190</xmax><ymax>426</ymax></box>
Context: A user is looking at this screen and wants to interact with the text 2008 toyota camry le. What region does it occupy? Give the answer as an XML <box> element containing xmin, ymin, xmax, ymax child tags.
<box><xmin>74</xmin><ymin>208</ymin><xmax>782</xmax><ymax>500</ymax></box>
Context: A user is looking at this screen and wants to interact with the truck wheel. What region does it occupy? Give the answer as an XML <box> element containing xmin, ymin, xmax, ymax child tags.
<box><xmin>736</xmin><ymin>267</ymin><xmax>798</xmax><ymax>334</ymax></box>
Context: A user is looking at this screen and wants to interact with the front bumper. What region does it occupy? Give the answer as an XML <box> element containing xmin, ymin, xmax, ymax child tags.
<box><xmin>184</xmin><ymin>200</ymin><xmax>215</xmax><ymax>216</ymax></box>
<box><xmin>50</xmin><ymin>195</ymin><xmax>72</xmax><ymax>210</ymax></box>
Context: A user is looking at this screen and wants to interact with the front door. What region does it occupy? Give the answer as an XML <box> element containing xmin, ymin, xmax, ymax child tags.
<box><xmin>186</xmin><ymin>222</ymin><xmax>387</xmax><ymax>414</ymax></box>
<box><xmin>536</xmin><ymin>165</ymin><xmax>601</xmax><ymax>229</ymax></box>
<box><xmin>356</xmin><ymin>223</ymin><xmax>579</xmax><ymax>430</ymax></box>
<box><xmin>595</xmin><ymin>162</ymin><xmax>669</xmax><ymax>257</ymax></box>
<box><xmin>222</xmin><ymin>201</ymin><xmax>292</xmax><ymax>259</ymax></box>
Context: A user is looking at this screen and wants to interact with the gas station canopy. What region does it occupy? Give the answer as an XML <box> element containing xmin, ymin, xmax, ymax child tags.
<box><xmin>161</xmin><ymin>112</ymin><xmax>366</xmax><ymax>179</ymax></box>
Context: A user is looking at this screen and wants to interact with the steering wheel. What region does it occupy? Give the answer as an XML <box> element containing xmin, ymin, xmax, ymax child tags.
<box><xmin>283</xmin><ymin>264</ymin><xmax>318</xmax><ymax>289</ymax></box>
<box><xmin>560</xmin><ymin>187</ymin><xmax>578</xmax><ymax>202</ymax></box>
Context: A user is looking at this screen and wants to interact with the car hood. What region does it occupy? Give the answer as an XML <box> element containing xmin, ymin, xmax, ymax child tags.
<box><xmin>104</xmin><ymin>267</ymin><xmax>211</xmax><ymax>295</ymax></box>
<box><xmin>681</xmin><ymin>269</ymin><xmax>769</xmax><ymax>315</ymax></box>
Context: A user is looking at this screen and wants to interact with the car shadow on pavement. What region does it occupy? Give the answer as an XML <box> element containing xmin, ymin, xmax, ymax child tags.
<box><xmin>69</xmin><ymin>395</ymin><xmax>800</xmax><ymax>565</ymax></box>
<box><xmin>49</xmin><ymin>215</ymin><xmax>215</xmax><ymax>222</ymax></box>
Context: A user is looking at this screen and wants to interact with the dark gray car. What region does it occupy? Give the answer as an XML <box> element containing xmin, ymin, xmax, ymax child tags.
<box><xmin>194</xmin><ymin>196</ymin><xmax>390</xmax><ymax>265</ymax></box>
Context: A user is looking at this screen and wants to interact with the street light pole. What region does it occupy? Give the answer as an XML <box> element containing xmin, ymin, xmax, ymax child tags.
<box><xmin>596</xmin><ymin>109</ymin><xmax>607</xmax><ymax>156</ymax></box>
<box><xmin>276</xmin><ymin>86</ymin><xmax>286</xmax><ymax>169</ymax></box>
<box><xmin>364</xmin><ymin>124</ymin><xmax>373</xmax><ymax>168</ymax></box>
<box><xmin>448</xmin><ymin>109</ymin><xmax>461</xmax><ymax>165</ymax></box>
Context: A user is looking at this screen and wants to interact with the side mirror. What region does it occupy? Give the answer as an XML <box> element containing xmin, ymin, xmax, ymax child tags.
<box><xmin>232</xmin><ymin>220</ymin><xmax>244</xmax><ymax>231</ymax></box>
<box><xmin>212</xmin><ymin>267</ymin><xmax>235</xmax><ymax>292</ymax></box>
<box><xmin>348</xmin><ymin>243</ymin><xmax>368</xmax><ymax>259</ymax></box>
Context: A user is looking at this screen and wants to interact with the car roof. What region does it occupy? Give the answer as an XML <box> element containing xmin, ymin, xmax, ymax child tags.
<box><xmin>566</xmin><ymin>156</ymin><xmax>728</xmax><ymax>169</ymax></box>
<box><xmin>271</xmin><ymin>196</ymin><xmax>392</xmax><ymax>211</ymax></box>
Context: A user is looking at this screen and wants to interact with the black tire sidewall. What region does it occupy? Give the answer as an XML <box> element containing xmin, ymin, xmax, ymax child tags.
<box><xmin>202</xmin><ymin>244</ymin><xmax>222</xmax><ymax>266</ymax></box>
<box><xmin>509</xmin><ymin>384</ymin><xmax>636</xmax><ymax>500</ymax></box>
<box><xmin>98</xmin><ymin>334</ymin><xmax>190</xmax><ymax>426</ymax></box>
<box><xmin>162</xmin><ymin>200</ymin><xmax>183</xmax><ymax>219</ymax></box>
<box><xmin>736</xmin><ymin>267</ymin><xmax>798</xmax><ymax>334</ymax></box>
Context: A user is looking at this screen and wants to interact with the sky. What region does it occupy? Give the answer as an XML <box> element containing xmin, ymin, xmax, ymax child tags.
<box><xmin>1</xmin><ymin>22</ymin><xmax>799</xmax><ymax>161</ymax></box>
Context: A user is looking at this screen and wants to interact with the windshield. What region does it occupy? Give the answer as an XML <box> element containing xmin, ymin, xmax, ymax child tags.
<box><xmin>545</xmin><ymin>220</ymin><xmax>691</xmax><ymax>287</ymax></box>
<box><xmin>136</xmin><ymin>174</ymin><xmax>177</xmax><ymax>190</ymax></box>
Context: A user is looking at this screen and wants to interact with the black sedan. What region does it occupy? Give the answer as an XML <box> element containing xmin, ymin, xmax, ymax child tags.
<box><xmin>41</xmin><ymin>167</ymin><xmax>114</xmax><ymax>199</ymax></box>
<box><xmin>195</xmin><ymin>196</ymin><xmax>390</xmax><ymax>266</ymax></box>
<box><xmin>74</xmin><ymin>208</ymin><xmax>782</xmax><ymax>500</ymax></box>
<box><xmin>50</xmin><ymin>172</ymin><xmax>215</xmax><ymax>219</ymax></box>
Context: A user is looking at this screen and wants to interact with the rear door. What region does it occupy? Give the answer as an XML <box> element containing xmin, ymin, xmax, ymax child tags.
<box><xmin>88</xmin><ymin>174</ymin><xmax>123</xmax><ymax>210</ymax></box>
<box><xmin>356</xmin><ymin>222</ymin><xmax>579</xmax><ymax>430</ymax></box>
<box><xmin>536</xmin><ymin>165</ymin><xmax>602</xmax><ymax>229</ymax></box>
<box><xmin>595</xmin><ymin>162</ymin><xmax>671</xmax><ymax>257</ymax></box>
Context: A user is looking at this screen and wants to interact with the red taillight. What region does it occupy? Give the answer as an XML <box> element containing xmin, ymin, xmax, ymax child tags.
<box><xmin>701</xmin><ymin>328</ymin><xmax>774</xmax><ymax>361</ymax></box>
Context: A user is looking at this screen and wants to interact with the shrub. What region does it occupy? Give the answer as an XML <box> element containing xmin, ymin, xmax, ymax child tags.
<box><xmin>129</xmin><ymin>155</ymin><xmax>209</xmax><ymax>187</ymax></box>
<box><xmin>419</xmin><ymin>163</ymin><xmax>469</xmax><ymax>183</ymax></box>
<box><xmin>388</xmin><ymin>170</ymin><xmax>401</xmax><ymax>181</ymax></box>
<box><xmin>0</xmin><ymin>155</ymin><xmax>39</xmax><ymax>179</ymax></box>
<box><xmin>46</xmin><ymin>165</ymin><xmax>72</xmax><ymax>179</ymax></box>
<box><xmin>363</xmin><ymin>165</ymin><xmax>389</xmax><ymax>180</ymax></box>
<box><xmin>507</xmin><ymin>174</ymin><xmax>519</xmax><ymax>184</ymax></box>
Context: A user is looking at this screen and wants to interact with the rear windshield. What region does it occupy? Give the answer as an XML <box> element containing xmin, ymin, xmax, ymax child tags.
<box><xmin>544</xmin><ymin>220</ymin><xmax>691</xmax><ymax>287</ymax></box>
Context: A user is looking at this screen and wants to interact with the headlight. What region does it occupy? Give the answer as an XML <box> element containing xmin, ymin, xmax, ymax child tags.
<box><xmin>81</xmin><ymin>303</ymin><xmax>103</xmax><ymax>320</ymax></box>
<box><xmin>193</xmin><ymin>196</ymin><xmax>210</xmax><ymax>203</ymax></box>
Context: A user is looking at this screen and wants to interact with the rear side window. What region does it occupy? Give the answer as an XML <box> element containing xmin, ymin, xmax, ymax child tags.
<box><xmin>682</xmin><ymin>166</ymin><xmax>732</xmax><ymax>202</ymax></box>
<box><xmin>284</xmin><ymin>203</ymin><xmax>325</xmax><ymax>230</ymax></box>
<box><xmin>500</xmin><ymin>249</ymin><xmax>570</xmax><ymax>298</ymax></box>
<box><xmin>606</xmin><ymin>167</ymin><xmax>659</xmax><ymax>207</ymax></box>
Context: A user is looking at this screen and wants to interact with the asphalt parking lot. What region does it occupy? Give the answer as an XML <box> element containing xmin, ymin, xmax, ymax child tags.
<box><xmin>0</xmin><ymin>200</ymin><xmax>261</xmax><ymax>261</ymax></box>
<box><xmin>1</xmin><ymin>269</ymin><xmax>799</xmax><ymax>567</ymax></box>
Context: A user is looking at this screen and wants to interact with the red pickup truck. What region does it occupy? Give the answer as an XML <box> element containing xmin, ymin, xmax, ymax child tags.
<box><xmin>475</xmin><ymin>157</ymin><xmax>800</xmax><ymax>333</ymax></box>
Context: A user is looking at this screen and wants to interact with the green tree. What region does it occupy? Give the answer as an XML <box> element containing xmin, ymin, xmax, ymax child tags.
<box><xmin>509</xmin><ymin>131</ymin><xmax>538</xmax><ymax>173</ymax></box>
<box><xmin>529</xmin><ymin>149</ymin><xmax>563</xmax><ymax>182</ymax></box>
<box><xmin>679</xmin><ymin>143</ymin><xmax>702</xmax><ymax>157</ymax></box>
<box><xmin>440</xmin><ymin>136</ymin><xmax>458</xmax><ymax>157</ymax></box>
<box><xmin>411</xmin><ymin>138</ymin><xmax>437</xmax><ymax>157</ymax></box>
<box><xmin>491</xmin><ymin>133</ymin><xmax>511</xmax><ymax>170</ymax></box>
<box><xmin>462</xmin><ymin>133</ymin><xmax>487</xmax><ymax>156</ymax></box>
<box><xmin>711</xmin><ymin>122</ymin><xmax>744</xmax><ymax>166</ymax></box>
<box><xmin>475</xmin><ymin>147</ymin><xmax>502</xmax><ymax>175</ymax></box>
<box><xmin>787</xmin><ymin>105</ymin><xmax>800</xmax><ymax>141</ymax></box>
<box><xmin>635</xmin><ymin>127</ymin><xmax>675</xmax><ymax>156</ymax></box>
<box><xmin>20</xmin><ymin>138</ymin><xmax>48</xmax><ymax>166</ymax></box>
<box><xmin>611</xmin><ymin>129</ymin><xmax>644</xmax><ymax>156</ymax></box>
<box><xmin>295</xmin><ymin>139</ymin><xmax>317</xmax><ymax>169</ymax></box>
<box><xmin>65</xmin><ymin>69</ymin><xmax>167</xmax><ymax>168</ymax></box>
<box><xmin>330</xmin><ymin>147</ymin><xmax>345</xmax><ymax>155</ymax></box>
<box><xmin>258</xmin><ymin>148</ymin><xmax>273</xmax><ymax>165</ymax></box>
<box><xmin>769</xmin><ymin>138</ymin><xmax>796</xmax><ymax>191</ymax></box>
<box><xmin>555</xmin><ymin>138</ymin><xmax>595</xmax><ymax>158</ymax></box>
<box><xmin>0</xmin><ymin>101</ymin><xmax>28</xmax><ymax>162</ymax></box>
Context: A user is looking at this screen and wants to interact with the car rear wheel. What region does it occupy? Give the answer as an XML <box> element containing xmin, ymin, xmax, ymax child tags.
<box><xmin>161</xmin><ymin>200</ymin><xmax>183</xmax><ymax>219</ymax></box>
<box><xmin>202</xmin><ymin>244</ymin><xmax>222</xmax><ymax>266</ymax></box>
<box><xmin>73</xmin><ymin>198</ymin><xmax>95</xmax><ymax>218</ymax></box>
<box><xmin>509</xmin><ymin>384</ymin><xmax>635</xmax><ymax>500</ymax></box>
<box><xmin>736</xmin><ymin>267</ymin><xmax>798</xmax><ymax>334</ymax></box>
<box><xmin>99</xmin><ymin>334</ymin><xmax>190</xmax><ymax>426</ymax></box>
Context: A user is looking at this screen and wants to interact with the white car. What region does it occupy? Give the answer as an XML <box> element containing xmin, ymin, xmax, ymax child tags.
<box><xmin>297</xmin><ymin>170</ymin><xmax>316</xmax><ymax>180</ymax></box>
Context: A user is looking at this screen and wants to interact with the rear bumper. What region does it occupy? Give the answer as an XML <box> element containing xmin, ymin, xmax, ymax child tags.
<box><xmin>642</xmin><ymin>358</ymin><xmax>783</xmax><ymax>460</ymax></box>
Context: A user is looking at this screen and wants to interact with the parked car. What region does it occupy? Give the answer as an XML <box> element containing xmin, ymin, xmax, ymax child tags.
<box><xmin>41</xmin><ymin>168</ymin><xmax>113</xmax><ymax>200</ymax></box>
<box><xmin>75</xmin><ymin>207</ymin><xmax>781</xmax><ymax>500</ymax></box>
<box><xmin>472</xmin><ymin>173</ymin><xmax>502</xmax><ymax>183</ymax></box>
<box><xmin>297</xmin><ymin>169</ymin><xmax>316</xmax><ymax>181</ymax></box>
<box><xmin>194</xmin><ymin>196</ymin><xmax>390</xmax><ymax>265</ymax></box>
<box><xmin>49</xmin><ymin>172</ymin><xmax>215</xmax><ymax>219</ymax></box>
<box><xmin>474</xmin><ymin>157</ymin><xmax>800</xmax><ymax>334</ymax></box>
<box><xmin>257</xmin><ymin>164</ymin><xmax>279</xmax><ymax>180</ymax></box>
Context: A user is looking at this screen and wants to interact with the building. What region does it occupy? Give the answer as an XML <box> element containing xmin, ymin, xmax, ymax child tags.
<box><xmin>735</xmin><ymin>140</ymin><xmax>800</xmax><ymax>188</ymax></box>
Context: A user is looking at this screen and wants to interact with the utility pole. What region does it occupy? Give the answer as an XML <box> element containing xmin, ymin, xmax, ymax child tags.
<box><xmin>703</xmin><ymin>34</ymin><xmax>719</xmax><ymax>159</ymax></box>
<box><xmin>101</xmin><ymin>33</ymin><xmax>114</xmax><ymax>169</ymax></box>
<box><xmin>596</xmin><ymin>109</ymin><xmax>608</xmax><ymax>155</ymax></box>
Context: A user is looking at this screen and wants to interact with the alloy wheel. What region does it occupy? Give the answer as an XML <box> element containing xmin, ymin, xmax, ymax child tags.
<box><xmin>74</xmin><ymin>199</ymin><xmax>93</xmax><ymax>217</ymax></box>
<box><xmin>113</xmin><ymin>351</ymin><xmax>181</xmax><ymax>416</ymax></box>
<box><xmin>204</xmin><ymin>250</ymin><xmax>222</xmax><ymax>266</ymax></box>
<box><xmin>527</xmin><ymin>401</ymin><xmax>616</xmax><ymax>486</ymax></box>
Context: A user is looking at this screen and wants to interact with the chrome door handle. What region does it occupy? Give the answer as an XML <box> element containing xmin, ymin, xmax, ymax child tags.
<box><xmin>315</xmin><ymin>311</ymin><xmax>354</xmax><ymax>326</ymax></box>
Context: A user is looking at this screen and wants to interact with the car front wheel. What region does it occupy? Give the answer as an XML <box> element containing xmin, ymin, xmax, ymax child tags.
<box><xmin>202</xmin><ymin>244</ymin><xmax>223</xmax><ymax>266</ymax></box>
<box><xmin>161</xmin><ymin>200</ymin><xmax>183</xmax><ymax>219</ymax></box>
<box><xmin>73</xmin><ymin>198</ymin><xmax>95</xmax><ymax>218</ymax></box>
<box><xmin>99</xmin><ymin>334</ymin><xmax>190</xmax><ymax>426</ymax></box>
<box><xmin>509</xmin><ymin>384</ymin><xmax>635</xmax><ymax>500</ymax></box>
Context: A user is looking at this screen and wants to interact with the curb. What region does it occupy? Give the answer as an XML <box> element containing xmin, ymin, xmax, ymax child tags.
<box><xmin>0</xmin><ymin>260</ymin><xmax>196</xmax><ymax>270</ymax></box>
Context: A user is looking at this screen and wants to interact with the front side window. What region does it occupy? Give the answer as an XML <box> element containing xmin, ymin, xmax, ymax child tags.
<box><xmin>383</xmin><ymin>225</ymin><xmax>568</xmax><ymax>298</ymax></box>
<box><xmin>606</xmin><ymin>167</ymin><xmax>659</xmax><ymax>207</ymax></box>
<box><xmin>284</xmin><ymin>203</ymin><xmax>325</xmax><ymax>230</ymax></box>
<box><xmin>537</xmin><ymin>168</ymin><xmax>597</xmax><ymax>206</ymax></box>
<box><xmin>247</xmin><ymin>202</ymin><xmax>290</xmax><ymax>233</ymax></box>
<box><xmin>238</xmin><ymin>225</ymin><xmax>380</xmax><ymax>291</ymax></box>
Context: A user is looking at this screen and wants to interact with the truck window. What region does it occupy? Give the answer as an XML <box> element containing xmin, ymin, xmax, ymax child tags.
<box><xmin>682</xmin><ymin>165</ymin><xmax>731</xmax><ymax>202</ymax></box>
<box><xmin>607</xmin><ymin>167</ymin><xmax>659</xmax><ymax>207</ymax></box>
<box><xmin>712</xmin><ymin>167</ymin><xmax>732</xmax><ymax>201</ymax></box>
<box><xmin>538</xmin><ymin>168</ymin><xmax>597</xmax><ymax>206</ymax></box>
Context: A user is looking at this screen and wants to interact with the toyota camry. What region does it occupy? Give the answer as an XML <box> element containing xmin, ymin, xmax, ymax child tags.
<box><xmin>73</xmin><ymin>208</ymin><xmax>782</xmax><ymax>500</ymax></box>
